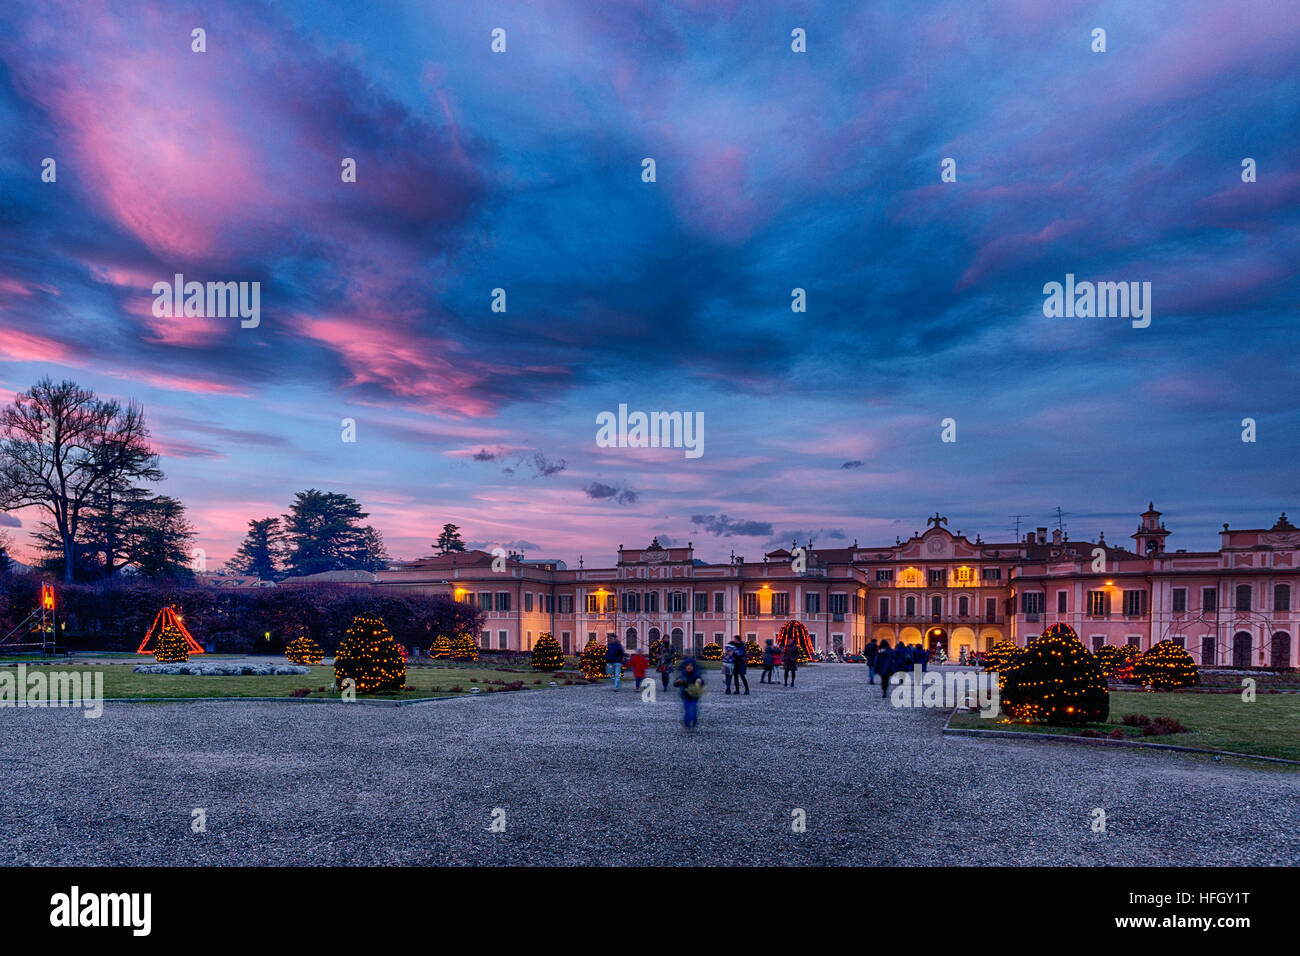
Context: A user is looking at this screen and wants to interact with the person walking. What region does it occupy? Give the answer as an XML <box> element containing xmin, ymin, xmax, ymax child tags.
<box><xmin>605</xmin><ymin>635</ymin><xmax>625</xmax><ymax>690</ymax></box>
<box><xmin>782</xmin><ymin>639</ymin><xmax>799</xmax><ymax>687</ymax></box>
<box><xmin>917</xmin><ymin>642</ymin><xmax>929</xmax><ymax>674</ymax></box>
<box><xmin>760</xmin><ymin>639</ymin><xmax>777</xmax><ymax>684</ymax></box>
<box><xmin>657</xmin><ymin>638</ymin><xmax>674</xmax><ymax>691</ymax></box>
<box><xmin>730</xmin><ymin>637</ymin><xmax>750</xmax><ymax>695</ymax></box>
<box><xmin>875</xmin><ymin>640</ymin><xmax>894</xmax><ymax>698</ymax></box>
<box><xmin>674</xmin><ymin>656</ymin><xmax>706</xmax><ymax>730</ymax></box>
<box><xmin>629</xmin><ymin>650</ymin><xmax>649</xmax><ymax>690</ymax></box>
<box><xmin>865</xmin><ymin>638</ymin><xmax>879</xmax><ymax>684</ymax></box>
<box><xmin>721</xmin><ymin>637</ymin><xmax>736</xmax><ymax>694</ymax></box>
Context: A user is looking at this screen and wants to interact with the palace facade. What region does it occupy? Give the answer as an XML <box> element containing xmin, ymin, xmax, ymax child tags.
<box><xmin>375</xmin><ymin>505</ymin><xmax>1299</xmax><ymax>669</ymax></box>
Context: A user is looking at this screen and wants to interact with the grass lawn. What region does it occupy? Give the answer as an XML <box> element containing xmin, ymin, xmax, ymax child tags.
<box><xmin>950</xmin><ymin>690</ymin><xmax>1300</xmax><ymax>761</ymax></box>
<box><xmin>8</xmin><ymin>660</ymin><xmax>592</xmax><ymax>701</ymax></box>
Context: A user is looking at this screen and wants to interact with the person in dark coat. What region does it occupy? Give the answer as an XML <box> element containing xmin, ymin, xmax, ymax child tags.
<box><xmin>875</xmin><ymin>640</ymin><xmax>894</xmax><ymax>698</ymax></box>
<box><xmin>782</xmin><ymin>640</ymin><xmax>800</xmax><ymax>687</ymax></box>
<box><xmin>673</xmin><ymin>656</ymin><xmax>705</xmax><ymax>729</ymax></box>
<box><xmin>865</xmin><ymin>638</ymin><xmax>879</xmax><ymax>684</ymax></box>
<box><xmin>657</xmin><ymin>638</ymin><xmax>674</xmax><ymax>690</ymax></box>
<box><xmin>918</xmin><ymin>643</ymin><xmax>929</xmax><ymax>673</ymax></box>
<box><xmin>760</xmin><ymin>639</ymin><xmax>777</xmax><ymax>683</ymax></box>
<box><xmin>730</xmin><ymin>637</ymin><xmax>750</xmax><ymax>695</ymax></box>
<box><xmin>605</xmin><ymin>636</ymin><xmax>625</xmax><ymax>690</ymax></box>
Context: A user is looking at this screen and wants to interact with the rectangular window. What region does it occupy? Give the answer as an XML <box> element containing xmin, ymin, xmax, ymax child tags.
<box><xmin>958</xmin><ymin>595</ymin><xmax>970</xmax><ymax>616</ymax></box>
<box><xmin>1091</xmin><ymin>635</ymin><xmax>1104</xmax><ymax>651</ymax></box>
<box><xmin>480</xmin><ymin>630</ymin><xmax>490</xmax><ymax>648</ymax></box>
<box><xmin>878</xmin><ymin>597</ymin><xmax>889</xmax><ymax>620</ymax></box>
<box><xmin>930</xmin><ymin>595</ymin><xmax>942</xmax><ymax>618</ymax></box>
<box><xmin>497</xmin><ymin>592</ymin><xmax>511</xmax><ymax>613</ymax></box>
<box><xmin>561</xmin><ymin>631</ymin><xmax>570</xmax><ymax>652</ymax></box>
<box><xmin>1201</xmin><ymin>588</ymin><xmax>1216</xmax><ymax>612</ymax></box>
<box><xmin>1276</xmin><ymin>584</ymin><xmax>1292</xmax><ymax>612</ymax></box>
<box><xmin>693</xmin><ymin>633</ymin><xmax>704</xmax><ymax>651</ymax></box>
<box><xmin>1087</xmin><ymin>590</ymin><xmax>1110</xmax><ymax>617</ymax></box>
<box><xmin>743</xmin><ymin>593</ymin><xmax>759</xmax><ymax>616</ymax></box>
<box><xmin>956</xmin><ymin>567</ymin><xmax>973</xmax><ymax>584</ymax></box>
<box><xmin>772</xmin><ymin>592</ymin><xmax>789</xmax><ymax>616</ymax></box>
<box><xmin>1126</xmin><ymin>635</ymin><xmax>1141</xmax><ymax>647</ymax></box>
<box><xmin>1172</xmin><ymin>588</ymin><xmax>1187</xmax><ymax>613</ymax></box>
<box><xmin>524</xmin><ymin>592</ymin><xmax>533</xmax><ymax>613</ymax></box>
<box><xmin>714</xmin><ymin>592</ymin><xmax>724</xmax><ymax>613</ymax></box>
<box><xmin>1236</xmin><ymin>585</ymin><xmax>1252</xmax><ymax>612</ymax></box>
<box><xmin>1123</xmin><ymin>590</ymin><xmax>1146</xmax><ymax>617</ymax></box>
<box><xmin>644</xmin><ymin>591</ymin><xmax>659</xmax><ymax>613</ymax></box>
<box><xmin>478</xmin><ymin>592</ymin><xmax>492</xmax><ymax>612</ymax></box>
<box><xmin>985</xmin><ymin>598</ymin><xmax>997</xmax><ymax>622</ymax></box>
<box><xmin>876</xmin><ymin>569</ymin><xmax>894</xmax><ymax>581</ymax></box>
<box><xmin>694</xmin><ymin>592</ymin><xmax>708</xmax><ymax>613</ymax></box>
<box><xmin>525</xmin><ymin>630</ymin><xmax>532</xmax><ymax>649</ymax></box>
<box><xmin>587</xmin><ymin>632</ymin><xmax>597</xmax><ymax>644</ymax></box>
<box><xmin>1021</xmin><ymin>592</ymin><xmax>1044</xmax><ymax>615</ymax></box>
<box><xmin>587</xmin><ymin>595</ymin><xmax>599</xmax><ymax>614</ymax></box>
<box><xmin>668</xmin><ymin>591</ymin><xmax>686</xmax><ymax>613</ymax></box>
<box><xmin>746</xmin><ymin>632</ymin><xmax>757</xmax><ymax>643</ymax></box>
<box><xmin>829</xmin><ymin>594</ymin><xmax>847</xmax><ymax>615</ymax></box>
<box><xmin>928</xmin><ymin>569</ymin><xmax>944</xmax><ymax>587</ymax></box>
<box><xmin>982</xmin><ymin>567</ymin><xmax>1002</xmax><ymax>581</ymax></box>
<box><xmin>622</xmin><ymin>592</ymin><xmax>639</xmax><ymax>613</ymax></box>
<box><xmin>806</xmin><ymin>592</ymin><xmax>821</xmax><ymax>614</ymax></box>
<box><xmin>905</xmin><ymin>596</ymin><xmax>916</xmax><ymax>617</ymax></box>
<box><xmin>1057</xmin><ymin>591</ymin><xmax>1067</xmax><ymax>614</ymax></box>
<box><xmin>557</xmin><ymin>595</ymin><xmax>572</xmax><ymax>615</ymax></box>
<box><xmin>713</xmin><ymin>632</ymin><xmax>724</xmax><ymax>644</ymax></box>
<box><xmin>497</xmin><ymin>630</ymin><xmax>508</xmax><ymax>649</ymax></box>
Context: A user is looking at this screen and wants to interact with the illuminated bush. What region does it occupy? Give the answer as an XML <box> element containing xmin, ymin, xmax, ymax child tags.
<box><xmin>999</xmin><ymin>624</ymin><xmax>1108</xmax><ymax>725</ymax></box>
<box><xmin>531</xmin><ymin>632</ymin><xmax>564</xmax><ymax>671</ymax></box>
<box><xmin>578</xmin><ymin>639</ymin><xmax>606</xmax><ymax>679</ymax></box>
<box><xmin>1133</xmin><ymin>640</ymin><xmax>1199</xmax><ymax>690</ymax></box>
<box><xmin>333</xmin><ymin>615</ymin><xmax>406</xmax><ymax>694</ymax></box>
<box><xmin>451</xmin><ymin>633</ymin><xmax>479</xmax><ymax>662</ymax></box>
<box><xmin>745</xmin><ymin>640</ymin><xmax>762</xmax><ymax>665</ymax></box>
<box><xmin>154</xmin><ymin>621</ymin><xmax>190</xmax><ymax>663</ymax></box>
<box><xmin>699</xmin><ymin>642</ymin><xmax>723</xmax><ymax>661</ymax></box>
<box><xmin>429</xmin><ymin>633</ymin><xmax>454</xmax><ymax>660</ymax></box>
<box><xmin>285</xmin><ymin>634</ymin><xmax>323</xmax><ymax>665</ymax></box>
<box><xmin>982</xmin><ymin>639</ymin><xmax>1022</xmax><ymax>673</ymax></box>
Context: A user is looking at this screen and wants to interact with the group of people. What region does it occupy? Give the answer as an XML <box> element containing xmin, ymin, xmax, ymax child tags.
<box><xmin>862</xmin><ymin>638</ymin><xmax>931</xmax><ymax>698</ymax></box>
<box><xmin>601</xmin><ymin>635</ymin><xmax>804</xmax><ymax>729</ymax></box>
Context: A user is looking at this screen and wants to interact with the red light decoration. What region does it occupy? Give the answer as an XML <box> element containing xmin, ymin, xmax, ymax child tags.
<box><xmin>137</xmin><ymin>606</ymin><xmax>204</xmax><ymax>655</ymax></box>
<box><xmin>777</xmin><ymin>620</ymin><xmax>814</xmax><ymax>661</ymax></box>
<box><xmin>41</xmin><ymin>584</ymin><xmax>55</xmax><ymax>610</ymax></box>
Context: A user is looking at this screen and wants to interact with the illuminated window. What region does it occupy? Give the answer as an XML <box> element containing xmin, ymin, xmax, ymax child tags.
<box><xmin>956</xmin><ymin>566</ymin><xmax>973</xmax><ymax>584</ymax></box>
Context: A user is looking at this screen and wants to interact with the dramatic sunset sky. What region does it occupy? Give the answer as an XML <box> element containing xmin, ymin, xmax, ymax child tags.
<box><xmin>0</xmin><ymin>0</ymin><xmax>1297</xmax><ymax>567</ymax></box>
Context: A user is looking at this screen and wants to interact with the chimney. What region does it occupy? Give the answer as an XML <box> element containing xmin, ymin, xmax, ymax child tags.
<box><xmin>1036</xmin><ymin>527</ymin><xmax>1047</xmax><ymax>545</ymax></box>
<box><xmin>1052</xmin><ymin>529</ymin><xmax>1062</xmax><ymax>545</ymax></box>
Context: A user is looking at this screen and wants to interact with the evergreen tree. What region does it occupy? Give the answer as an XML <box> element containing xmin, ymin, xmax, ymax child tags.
<box><xmin>579</xmin><ymin>639</ymin><xmax>605</xmax><ymax>679</ymax></box>
<box><xmin>155</xmin><ymin>619</ymin><xmax>190</xmax><ymax>662</ymax></box>
<box><xmin>282</xmin><ymin>489</ymin><xmax>389</xmax><ymax>575</ymax></box>
<box><xmin>1134</xmin><ymin>640</ymin><xmax>1199</xmax><ymax>690</ymax></box>
<box><xmin>532</xmin><ymin>632</ymin><xmax>564</xmax><ymax>671</ymax></box>
<box><xmin>999</xmin><ymin>624</ymin><xmax>1108</xmax><ymax>724</ymax></box>
<box><xmin>228</xmin><ymin>517</ymin><xmax>284</xmax><ymax>579</ymax></box>
<box><xmin>435</xmin><ymin>523</ymin><xmax>466</xmax><ymax>555</ymax></box>
<box><xmin>451</xmin><ymin>633</ymin><xmax>479</xmax><ymax>662</ymax></box>
<box><xmin>430</xmin><ymin>633</ymin><xmax>454</xmax><ymax>660</ymax></box>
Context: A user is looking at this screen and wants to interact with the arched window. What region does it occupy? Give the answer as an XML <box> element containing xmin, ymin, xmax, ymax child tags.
<box><xmin>671</xmin><ymin>627</ymin><xmax>684</xmax><ymax>650</ymax></box>
<box><xmin>648</xmin><ymin>627</ymin><xmax>661</xmax><ymax>645</ymax></box>
<box><xmin>1232</xmin><ymin>631</ymin><xmax>1252</xmax><ymax>668</ymax></box>
<box><xmin>905</xmin><ymin>596</ymin><xmax>916</xmax><ymax>617</ymax></box>
<box><xmin>625</xmin><ymin>627</ymin><xmax>637</xmax><ymax>649</ymax></box>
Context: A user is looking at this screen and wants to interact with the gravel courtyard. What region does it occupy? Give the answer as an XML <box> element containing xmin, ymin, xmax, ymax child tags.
<box><xmin>1</xmin><ymin>664</ymin><xmax>1296</xmax><ymax>866</ymax></box>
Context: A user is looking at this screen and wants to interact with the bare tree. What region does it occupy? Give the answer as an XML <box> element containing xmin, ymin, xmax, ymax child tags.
<box><xmin>0</xmin><ymin>378</ymin><xmax>160</xmax><ymax>582</ymax></box>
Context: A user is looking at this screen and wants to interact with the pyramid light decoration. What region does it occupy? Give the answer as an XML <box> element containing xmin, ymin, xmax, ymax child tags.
<box><xmin>777</xmin><ymin>620</ymin><xmax>813</xmax><ymax>662</ymax></box>
<box><xmin>137</xmin><ymin>606</ymin><xmax>204</xmax><ymax>656</ymax></box>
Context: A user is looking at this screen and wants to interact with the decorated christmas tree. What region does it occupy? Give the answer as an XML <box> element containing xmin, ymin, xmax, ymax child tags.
<box><xmin>285</xmin><ymin>633</ymin><xmax>323</xmax><ymax>665</ymax></box>
<box><xmin>430</xmin><ymin>633</ymin><xmax>454</xmax><ymax>660</ymax></box>
<box><xmin>699</xmin><ymin>642</ymin><xmax>723</xmax><ymax>661</ymax></box>
<box><xmin>1133</xmin><ymin>639</ymin><xmax>1199</xmax><ymax>690</ymax></box>
<box><xmin>999</xmin><ymin>623</ymin><xmax>1108</xmax><ymax>724</ymax></box>
<box><xmin>745</xmin><ymin>639</ymin><xmax>762</xmax><ymax>665</ymax></box>
<box><xmin>532</xmin><ymin>632</ymin><xmax>564</xmax><ymax>671</ymax></box>
<box><xmin>137</xmin><ymin>605</ymin><xmax>204</xmax><ymax>656</ymax></box>
<box><xmin>1115</xmin><ymin>643</ymin><xmax>1141</xmax><ymax>682</ymax></box>
<box><xmin>982</xmin><ymin>639</ymin><xmax>1022</xmax><ymax>673</ymax></box>
<box><xmin>578</xmin><ymin>639</ymin><xmax>606</xmax><ymax>679</ymax></box>
<box><xmin>451</xmin><ymin>633</ymin><xmax>479</xmax><ymax>662</ymax></box>
<box><xmin>333</xmin><ymin>614</ymin><xmax>406</xmax><ymax>694</ymax></box>
<box><xmin>155</xmin><ymin>619</ymin><xmax>190</xmax><ymax>663</ymax></box>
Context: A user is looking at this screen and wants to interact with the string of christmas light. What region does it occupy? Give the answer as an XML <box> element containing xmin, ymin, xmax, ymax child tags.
<box><xmin>745</xmin><ymin>639</ymin><xmax>762</xmax><ymax>665</ymax></box>
<box><xmin>285</xmin><ymin>633</ymin><xmax>323</xmax><ymax>665</ymax></box>
<box><xmin>531</xmin><ymin>632</ymin><xmax>564</xmax><ymax>671</ymax></box>
<box><xmin>451</xmin><ymin>633</ymin><xmax>479</xmax><ymax>662</ymax></box>
<box><xmin>699</xmin><ymin>642</ymin><xmax>723</xmax><ymax>661</ymax></box>
<box><xmin>154</xmin><ymin>619</ymin><xmax>190</xmax><ymax>663</ymax></box>
<box><xmin>429</xmin><ymin>634</ymin><xmax>454</xmax><ymax>659</ymax></box>
<box><xmin>982</xmin><ymin>639</ymin><xmax>1022</xmax><ymax>675</ymax></box>
<box><xmin>777</xmin><ymin>620</ymin><xmax>813</xmax><ymax>662</ymax></box>
<box><xmin>578</xmin><ymin>639</ymin><xmax>606</xmax><ymax>679</ymax></box>
<box><xmin>137</xmin><ymin>606</ymin><xmax>204</xmax><ymax>656</ymax></box>
<box><xmin>999</xmin><ymin>623</ymin><xmax>1109</xmax><ymax>724</ymax></box>
<box><xmin>333</xmin><ymin>614</ymin><xmax>406</xmax><ymax>694</ymax></box>
<box><xmin>1134</xmin><ymin>639</ymin><xmax>1199</xmax><ymax>690</ymax></box>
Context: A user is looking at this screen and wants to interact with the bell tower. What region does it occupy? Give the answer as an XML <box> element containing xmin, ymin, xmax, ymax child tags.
<box><xmin>1132</xmin><ymin>502</ymin><xmax>1171</xmax><ymax>556</ymax></box>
